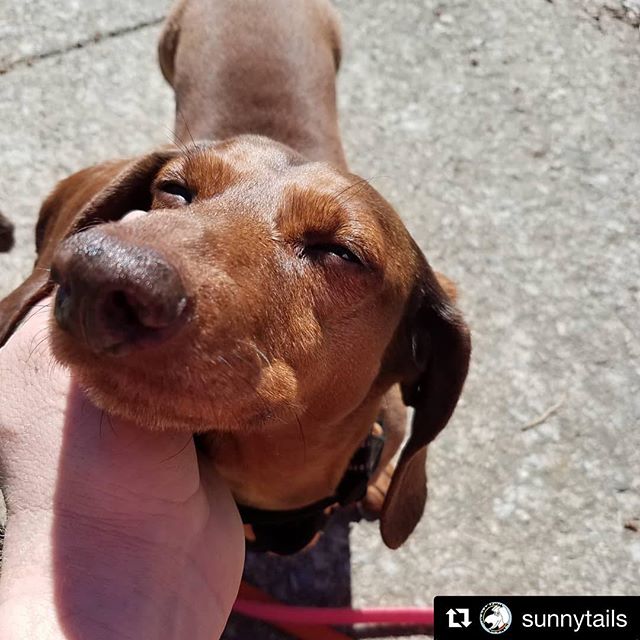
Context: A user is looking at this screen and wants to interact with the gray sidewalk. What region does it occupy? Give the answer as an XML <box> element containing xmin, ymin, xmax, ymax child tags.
<box><xmin>1</xmin><ymin>1</ymin><xmax>639</xmax><ymax>638</ymax></box>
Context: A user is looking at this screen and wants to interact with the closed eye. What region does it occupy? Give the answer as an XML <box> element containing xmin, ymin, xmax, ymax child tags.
<box><xmin>303</xmin><ymin>242</ymin><xmax>362</xmax><ymax>265</ymax></box>
<box><xmin>156</xmin><ymin>181</ymin><xmax>193</xmax><ymax>204</ymax></box>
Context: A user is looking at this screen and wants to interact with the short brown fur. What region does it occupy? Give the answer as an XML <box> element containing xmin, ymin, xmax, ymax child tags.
<box><xmin>0</xmin><ymin>0</ymin><xmax>470</xmax><ymax>549</ymax></box>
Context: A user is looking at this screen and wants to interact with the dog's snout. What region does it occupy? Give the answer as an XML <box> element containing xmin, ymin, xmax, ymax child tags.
<box><xmin>52</xmin><ymin>227</ymin><xmax>189</xmax><ymax>355</ymax></box>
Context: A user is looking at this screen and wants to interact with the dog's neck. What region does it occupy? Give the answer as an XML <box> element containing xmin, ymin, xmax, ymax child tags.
<box><xmin>203</xmin><ymin>398</ymin><xmax>381</xmax><ymax>510</ymax></box>
<box><xmin>174</xmin><ymin>75</ymin><xmax>346</xmax><ymax>171</ymax></box>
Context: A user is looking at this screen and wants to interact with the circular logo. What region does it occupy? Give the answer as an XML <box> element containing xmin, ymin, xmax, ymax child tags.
<box><xmin>479</xmin><ymin>602</ymin><xmax>512</xmax><ymax>634</ymax></box>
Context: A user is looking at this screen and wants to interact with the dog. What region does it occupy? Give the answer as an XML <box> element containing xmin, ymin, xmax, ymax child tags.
<box><xmin>0</xmin><ymin>210</ymin><xmax>14</xmax><ymax>252</ymax></box>
<box><xmin>0</xmin><ymin>0</ymin><xmax>470</xmax><ymax>554</ymax></box>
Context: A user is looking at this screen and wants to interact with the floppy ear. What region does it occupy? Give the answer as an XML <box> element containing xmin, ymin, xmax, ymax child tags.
<box><xmin>380</xmin><ymin>260</ymin><xmax>471</xmax><ymax>549</ymax></box>
<box><xmin>0</xmin><ymin>149</ymin><xmax>178</xmax><ymax>347</ymax></box>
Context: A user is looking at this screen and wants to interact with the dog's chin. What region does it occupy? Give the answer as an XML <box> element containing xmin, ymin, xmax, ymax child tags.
<box><xmin>52</xmin><ymin>362</ymin><xmax>293</xmax><ymax>434</ymax></box>
<box><xmin>71</xmin><ymin>366</ymin><xmax>285</xmax><ymax>432</ymax></box>
<box><xmin>49</xmin><ymin>322</ymin><xmax>302</xmax><ymax>433</ymax></box>
<box><xmin>73</xmin><ymin>379</ymin><xmax>277</xmax><ymax>433</ymax></box>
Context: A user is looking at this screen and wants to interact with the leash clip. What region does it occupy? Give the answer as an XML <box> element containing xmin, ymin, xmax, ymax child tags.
<box><xmin>336</xmin><ymin>430</ymin><xmax>386</xmax><ymax>506</ymax></box>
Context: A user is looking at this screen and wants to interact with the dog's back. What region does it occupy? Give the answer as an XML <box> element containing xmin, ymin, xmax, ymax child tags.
<box><xmin>158</xmin><ymin>0</ymin><xmax>346</xmax><ymax>167</ymax></box>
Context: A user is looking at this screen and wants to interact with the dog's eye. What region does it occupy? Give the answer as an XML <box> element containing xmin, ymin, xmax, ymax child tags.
<box><xmin>304</xmin><ymin>243</ymin><xmax>362</xmax><ymax>265</ymax></box>
<box><xmin>157</xmin><ymin>181</ymin><xmax>193</xmax><ymax>204</ymax></box>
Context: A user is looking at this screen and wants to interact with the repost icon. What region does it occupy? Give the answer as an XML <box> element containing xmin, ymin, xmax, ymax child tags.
<box><xmin>447</xmin><ymin>607</ymin><xmax>472</xmax><ymax>628</ymax></box>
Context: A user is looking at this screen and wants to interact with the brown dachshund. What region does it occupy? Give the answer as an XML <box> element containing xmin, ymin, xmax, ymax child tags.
<box><xmin>0</xmin><ymin>0</ymin><xmax>470</xmax><ymax>554</ymax></box>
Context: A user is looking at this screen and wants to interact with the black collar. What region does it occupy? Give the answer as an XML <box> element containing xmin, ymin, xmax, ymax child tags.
<box><xmin>237</xmin><ymin>430</ymin><xmax>386</xmax><ymax>555</ymax></box>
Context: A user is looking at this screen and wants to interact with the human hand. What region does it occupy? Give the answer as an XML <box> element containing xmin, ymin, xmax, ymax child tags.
<box><xmin>0</xmin><ymin>299</ymin><xmax>244</xmax><ymax>640</ymax></box>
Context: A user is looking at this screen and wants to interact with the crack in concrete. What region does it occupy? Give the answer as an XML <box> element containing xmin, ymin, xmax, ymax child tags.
<box><xmin>602</xmin><ymin>4</ymin><xmax>640</xmax><ymax>27</ymax></box>
<box><xmin>0</xmin><ymin>16</ymin><xmax>166</xmax><ymax>76</ymax></box>
<box><xmin>585</xmin><ymin>2</ymin><xmax>640</xmax><ymax>31</ymax></box>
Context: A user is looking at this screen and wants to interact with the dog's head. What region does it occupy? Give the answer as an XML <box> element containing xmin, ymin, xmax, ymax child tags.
<box><xmin>32</xmin><ymin>135</ymin><xmax>470</xmax><ymax>546</ymax></box>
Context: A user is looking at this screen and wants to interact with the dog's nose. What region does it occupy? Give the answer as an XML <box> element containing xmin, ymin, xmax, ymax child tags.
<box><xmin>51</xmin><ymin>227</ymin><xmax>189</xmax><ymax>355</ymax></box>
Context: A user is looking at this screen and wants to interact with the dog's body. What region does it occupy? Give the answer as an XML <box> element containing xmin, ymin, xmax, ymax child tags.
<box><xmin>0</xmin><ymin>0</ymin><xmax>470</xmax><ymax>553</ymax></box>
<box><xmin>160</xmin><ymin>0</ymin><xmax>346</xmax><ymax>169</ymax></box>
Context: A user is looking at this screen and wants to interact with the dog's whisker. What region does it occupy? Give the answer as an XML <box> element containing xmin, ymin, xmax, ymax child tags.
<box><xmin>25</xmin><ymin>327</ymin><xmax>50</xmax><ymax>364</ymax></box>
<box><xmin>45</xmin><ymin>353</ymin><xmax>59</xmax><ymax>381</ymax></box>
<box><xmin>177</xmin><ymin>107</ymin><xmax>196</xmax><ymax>147</ymax></box>
<box><xmin>293</xmin><ymin>408</ymin><xmax>307</xmax><ymax>463</ymax></box>
<box><xmin>105</xmin><ymin>412</ymin><xmax>116</xmax><ymax>436</ymax></box>
<box><xmin>240</xmin><ymin>340</ymin><xmax>271</xmax><ymax>368</ymax></box>
<box><xmin>166</xmin><ymin>124</ymin><xmax>191</xmax><ymax>154</ymax></box>
<box><xmin>26</xmin><ymin>304</ymin><xmax>52</xmax><ymax>317</ymax></box>
<box><xmin>215</xmin><ymin>342</ymin><xmax>308</xmax><ymax>432</ymax></box>
<box><xmin>160</xmin><ymin>435</ymin><xmax>193</xmax><ymax>463</ymax></box>
<box><xmin>332</xmin><ymin>177</ymin><xmax>371</xmax><ymax>208</ymax></box>
<box><xmin>25</xmin><ymin>335</ymin><xmax>49</xmax><ymax>363</ymax></box>
<box><xmin>74</xmin><ymin>219</ymin><xmax>101</xmax><ymax>235</ymax></box>
<box><xmin>216</xmin><ymin>353</ymin><xmax>281</xmax><ymax>425</ymax></box>
<box><xmin>18</xmin><ymin>303</ymin><xmax>51</xmax><ymax>332</ymax></box>
<box><xmin>229</xmin><ymin>337</ymin><xmax>275</xmax><ymax>370</ymax></box>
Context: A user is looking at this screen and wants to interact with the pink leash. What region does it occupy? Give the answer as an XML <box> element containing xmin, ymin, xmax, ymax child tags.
<box><xmin>233</xmin><ymin>599</ymin><xmax>434</xmax><ymax>627</ymax></box>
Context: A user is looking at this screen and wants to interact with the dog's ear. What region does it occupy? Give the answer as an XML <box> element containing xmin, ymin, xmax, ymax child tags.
<box><xmin>0</xmin><ymin>149</ymin><xmax>178</xmax><ymax>347</ymax></box>
<box><xmin>380</xmin><ymin>258</ymin><xmax>471</xmax><ymax>549</ymax></box>
<box><xmin>58</xmin><ymin>149</ymin><xmax>180</xmax><ymax>240</ymax></box>
<box><xmin>0</xmin><ymin>271</ymin><xmax>53</xmax><ymax>347</ymax></box>
<box><xmin>157</xmin><ymin>0</ymin><xmax>187</xmax><ymax>86</ymax></box>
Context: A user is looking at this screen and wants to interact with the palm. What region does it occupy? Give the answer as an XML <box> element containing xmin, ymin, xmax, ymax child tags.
<box><xmin>0</xmin><ymin>302</ymin><xmax>244</xmax><ymax>640</ymax></box>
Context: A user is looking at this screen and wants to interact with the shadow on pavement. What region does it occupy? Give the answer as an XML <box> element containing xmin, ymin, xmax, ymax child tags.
<box><xmin>223</xmin><ymin>507</ymin><xmax>433</xmax><ymax>639</ymax></box>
